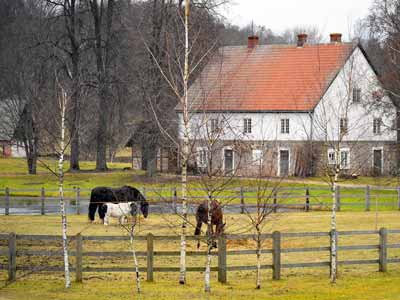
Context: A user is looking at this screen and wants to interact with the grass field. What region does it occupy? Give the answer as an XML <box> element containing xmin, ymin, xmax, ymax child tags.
<box><xmin>1</xmin><ymin>212</ymin><xmax>400</xmax><ymax>299</ymax></box>
<box><xmin>2</xmin><ymin>158</ymin><xmax>400</xmax><ymax>210</ymax></box>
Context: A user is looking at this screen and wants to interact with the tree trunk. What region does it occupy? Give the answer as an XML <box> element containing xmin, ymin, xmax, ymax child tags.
<box><xmin>256</xmin><ymin>228</ymin><xmax>261</xmax><ymax>289</ymax></box>
<box><xmin>69</xmin><ymin>53</ymin><xmax>81</xmax><ymax>171</ymax></box>
<box><xmin>22</xmin><ymin>103</ymin><xmax>38</xmax><ymax>175</ymax></box>
<box><xmin>59</xmin><ymin>90</ymin><xmax>71</xmax><ymax>288</ymax></box>
<box><xmin>129</xmin><ymin>228</ymin><xmax>141</xmax><ymax>293</ymax></box>
<box><xmin>95</xmin><ymin>91</ymin><xmax>108</xmax><ymax>171</ymax></box>
<box><xmin>396</xmin><ymin>109</ymin><xmax>400</xmax><ymax>175</ymax></box>
<box><xmin>142</xmin><ymin>142</ymin><xmax>157</xmax><ymax>176</ymax></box>
<box><xmin>330</xmin><ymin>155</ymin><xmax>339</xmax><ymax>284</ymax></box>
<box><xmin>179</xmin><ymin>0</ymin><xmax>190</xmax><ymax>285</ymax></box>
<box><xmin>204</xmin><ymin>195</ymin><xmax>212</xmax><ymax>292</ymax></box>
<box><xmin>90</xmin><ymin>0</ymin><xmax>114</xmax><ymax>171</ymax></box>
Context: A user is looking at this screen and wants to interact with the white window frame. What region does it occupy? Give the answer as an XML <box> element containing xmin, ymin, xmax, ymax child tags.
<box><xmin>339</xmin><ymin>148</ymin><xmax>350</xmax><ymax>170</ymax></box>
<box><xmin>373</xmin><ymin>118</ymin><xmax>382</xmax><ymax>135</ymax></box>
<box><xmin>196</xmin><ymin>147</ymin><xmax>208</xmax><ymax>169</ymax></box>
<box><xmin>222</xmin><ymin>146</ymin><xmax>235</xmax><ymax>172</ymax></box>
<box><xmin>327</xmin><ymin>149</ymin><xmax>336</xmax><ymax>165</ymax></box>
<box><xmin>352</xmin><ymin>86</ymin><xmax>361</xmax><ymax>103</ymax></box>
<box><xmin>210</xmin><ymin>118</ymin><xmax>218</xmax><ymax>133</ymax></box>
<box><xmin>372</xmin><ymin>146</ymin><xmax>384</xmax><ymax>173</ymax></box>
<box><xmin>278</xmin><ymin>148</ymin><xmax>290</xmax><ymax>177</ymax></box>
<box><xmin>340</xmin><ymin>118</ymin><xmax>348</xmax><ymax>136</ymax></box>
<box><xmin>280</xmin><ymin>118</ymin><xmax>290</xmax><ymax>134</ymax></box>
<box><xmin>252</xmin><ymin>149</ymin><xmax>264</xmax><ymax>165</ymax></box>
<box><xmin>243</xmin><ymin>118</ymin><xmax>252</xmax><ymax>134</ymax></box>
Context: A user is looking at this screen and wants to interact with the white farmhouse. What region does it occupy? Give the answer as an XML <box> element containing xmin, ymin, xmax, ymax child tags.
<box><xmin>177</xmin><ymin>33</ymin><xmax>397</xmax><ymax>177</ymax></box>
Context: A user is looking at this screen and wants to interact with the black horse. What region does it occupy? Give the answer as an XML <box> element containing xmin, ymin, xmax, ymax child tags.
<box><xmin>88</xmin><ymin>185</ymin><xmax>149</xmax><ymax>222</ymax></box>
<box><xmin>194</xmin><ymin>200</ymin><xmax>225</xmax><ymax>249</ymax></box>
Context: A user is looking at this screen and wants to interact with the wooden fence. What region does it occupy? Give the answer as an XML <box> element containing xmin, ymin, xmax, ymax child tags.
<box><xmin>2</xmin><ymin>185</ymin><xmax>400</xmax><ymax>215</ymax></box>
<box><xmin>1</xmin><ymin>228</ymin><xmax>400</xmax><ymax>283</ymax></box>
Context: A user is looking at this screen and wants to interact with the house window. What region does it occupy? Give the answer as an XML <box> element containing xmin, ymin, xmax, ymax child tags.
<box><xmin>373</xmin><ymin>118</ymin><xmax>382</xmax><ymax>135</ymax></box>
<box><xmin>328</xmin><ymin>148</ymin><xmax>350</xmax><ymax>169</ymax></box>
<box><xmin>196</xmin><ymin>147</ymin><xmax>208</xmax><ymax>168</ymax></box>
<box><xmin>327</xmin><ymin>149</ymin><xmax>336</xmax><ymax>165</ymax></box>
<box><xmin>243</xmin><ymin>118</ymin><xmax>252</xmax><ymax>133</ymax></box>
<box><xmin>280</xmin><ymin>119</ymin><xmax>290</xmax><ymax>134</ymax></box>
<box><xmin>340</xmin><ymin>118</ymin><xmax>348</xmax><ymax>136</ymax></box>
<box><xmin>252</xmin><ymin>149</ymin><xmax>263</xmax><ymax>165</ymax></box>
<box><xmin>210</xmin><ymin>118</ymin><xmax>218</xmax><ymax>133</ymax></box>
<box><xmin>340</xmin><ymin>149</ymin><xmax>350</xmax><ymax>169</ymax></box>
<box><xmin>353</xmin><ymin>87</ymin><xmax>361</xmax><ymax>103</ymax></box>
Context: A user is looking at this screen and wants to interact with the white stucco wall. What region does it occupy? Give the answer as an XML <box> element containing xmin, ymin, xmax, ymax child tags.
<box><xmin>313</xmin><ymin>47</ymin><xmax>396</xmax><ymax>142</ymax></box>
<box><xmin>179</xmin><ymin>112</ymin><xmax>312</xmax><ymax>141</ymax></box>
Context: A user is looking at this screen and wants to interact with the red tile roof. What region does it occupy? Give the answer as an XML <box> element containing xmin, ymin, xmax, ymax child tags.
<box><xmin>184</xmin><ymin>43</ymin><xmax>356</xmax><ymax>112</ymax></box>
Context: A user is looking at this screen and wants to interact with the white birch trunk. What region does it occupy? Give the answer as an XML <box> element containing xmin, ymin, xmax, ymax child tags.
<box><xmin>130</xmin><ymin>229</ymin><xmax>141</xmax><ymax>293</ymax></box>
<box><xmin>59</xmin><ymin>90</ymin><xmax>71</xmax><ymax>288</ymax></box>
<box><xmin>330</xmin><ymin>150</ymin><xmax>340</xmax><ymax>284</ymax></box>
<box><xmin>204</xmin><ymin>195</ymin><xmax>212</xmax><ymax>292</ymax></box>
<box><xmin>179</xmin><ymin>0</ymin><xmax>190</xmax><ymax>285</ymax></box>
<box><xmin>256</xmin><ymin>227</ymin><xmax>261</xmax><ymax>289</ymax></box>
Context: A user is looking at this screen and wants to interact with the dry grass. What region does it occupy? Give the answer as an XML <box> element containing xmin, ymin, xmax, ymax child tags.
<box><xmin>0</xmin><ymin>212</ymin><xmax>400</xmax><ymax>300</ymax></box>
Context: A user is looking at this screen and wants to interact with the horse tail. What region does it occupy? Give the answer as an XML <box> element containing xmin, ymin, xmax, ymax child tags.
<box><xmin>194</xmin><ymin>220</ymin><xmax>202</xmax><ymax>236</ymax></box>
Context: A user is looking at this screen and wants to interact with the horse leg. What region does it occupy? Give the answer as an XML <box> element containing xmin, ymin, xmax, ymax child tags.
<box><xmin>104</xmin><ymin>215</ymin><xmax>109</xmax><ymax>226</ymax></box>
<box><xmin>98</xmin><ymin>203</ymin><xmax>106</xmax><ymax>223</ymax></box>
<box><xmin>194</xmin><ymin>221</ymin><xmax>202</xmax><ymax>249</ymax></box>
<box><xmin>88</xmin><ymin>202</ymin><xmax>98</xmax><ymax>222</ymax></box>
<box><xmin>211</xmin><ymin>224</ymin><xmax>217</xmax><ymax>249</ymax></box>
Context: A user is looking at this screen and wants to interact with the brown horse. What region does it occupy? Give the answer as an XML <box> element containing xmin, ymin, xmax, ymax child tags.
<box><xmin>194</xmin><ymin>200</ymin><xmax>225</xmax><ymax>249</ymax></box>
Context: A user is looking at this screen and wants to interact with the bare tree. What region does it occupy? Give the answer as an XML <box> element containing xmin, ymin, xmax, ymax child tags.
<box><xmin>57</xmin><ymin>85</ymin><xmax>71</xmax><ymax>288</ymax></box>
<box><xmin>43</xmin><ymin>0</ymin><xmax>91</xmax><ymax>171</ymax></box>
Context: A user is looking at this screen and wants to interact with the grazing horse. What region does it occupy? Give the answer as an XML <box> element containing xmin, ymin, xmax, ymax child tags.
<box><xmin>88</xmin><ymin>185</ymin><xmax>149</xmax><ymax>222</ymax></box>
<box><xmin>194</xmin><ymin>200</ymin><xmax>225</xmax><ymax>249</ymax></box>
<box><xmin>100</xmin><ymin>202</ymin><xmax>138</xmax><ymax>226</ymax></box>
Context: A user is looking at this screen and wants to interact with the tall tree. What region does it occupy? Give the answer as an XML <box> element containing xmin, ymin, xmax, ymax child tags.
<box><xmin>44</xmin><ymin>0</ymin><xmax>90</xmax><ymax>171</ymax></box>
<box><xmin>88</xmin><ymin>0</ymin><xmax>115</xmax><ymax>171</ymax></box>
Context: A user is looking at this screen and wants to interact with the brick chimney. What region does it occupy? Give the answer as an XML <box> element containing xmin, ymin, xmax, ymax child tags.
<box><xmin>297</xmin><ymin>33</ymin><xmax>308</xmax><ymax>47</ymax></box>
<box><xmin>248</xmin><ymin>36</ymin><xmax>259</xmax><ymax>49</ymax></box>
<box><xmin>330</xmin><ymin>33</ymin><xmax>342</xmax><ymax>43</ymax></box>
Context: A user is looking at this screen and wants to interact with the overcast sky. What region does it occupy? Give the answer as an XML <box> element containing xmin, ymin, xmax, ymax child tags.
<box><xmin>222</xmin><ymin>0</ymin><xmax>374</xmax><ymax>41</ymax></box>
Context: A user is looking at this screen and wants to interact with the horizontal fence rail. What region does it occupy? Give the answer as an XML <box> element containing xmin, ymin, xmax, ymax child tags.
<box><xmin>2</xmin><ymin>185</ymin><xmax>400</xmax><ymax>215</ymax></box>
<box><xmin>0</xmin><ymin>228</ymin><xmax>400</xmax><ymax>283</ymax></box>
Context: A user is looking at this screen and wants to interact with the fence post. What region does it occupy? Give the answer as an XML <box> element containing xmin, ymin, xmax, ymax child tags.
<box><xmin>379</xmin><ymin>227</ymin><xmax>387</xmax><ymax>272</ymax></box>
<box><xmin>172</xmin><ymin>187</ymin><xmax>177</xmax><ymax>214</ymax></box>
<box><xmin>335</xmin><ymin>186</ymin><xmax>341</xmax><ymax>212</ymax></box>
<box><xmin>75</xmin><ymin>233</ymin><xmax>83</xmax><ymax>282</ymax></box>
<box><xmin>240</xmin><ymin>186</ymin><xmax>244</xmax><ymax>214</ymax></box>
<box><xmin>273</xmin><ymin>190</ymin><xmax>278</xmax><ymax>213</ymax></box>
<box><xmin>41</xmin><ymin>187</ymin><xmax>46</xmax><ymax>215</ymax></box>
<box><xmin>8</xmin><ymin>232</ymin><xmax>16</xmax><ymax>282</ymax></box>
<box><xmin>365</xmin><ymin>185</ymin><xmax>371</xmax><ymax>211</ymax></box>
<box><xmin>147</xmin><ymin>233</ymin><xmax>154</xmax><ymax>282</ymax></box>
<box><xmin>218</xmin><ymin>234</ymin><xmax>227</xmax><ymax>283</ymax></box>
<box><xmin>397</xmin><ymin>187</ymin><xmax>400</xmax><ymax>211</ymax></box>
<box><xmin>5</xmin><ymin>187</ymin><xmax>10</xmax><ymax>216</ymax></box>
<box><xmin>272</xmin><ymin>231</ymin><xmax>281</xmax><ymax>280</ymax></box>
<box><xmin>330</xmin><ymin>229</ymin><xmax>338</xmax><ymax>279</ymax></box>
<box><xmin>76</xmin><ymin>187</ymin><xmax>81</xmax><ymax>215</ymax></box>
<box><xmin>305</xmin><ymin>187</ymin><xmax>310</xmax><ymax>212</ymax></box>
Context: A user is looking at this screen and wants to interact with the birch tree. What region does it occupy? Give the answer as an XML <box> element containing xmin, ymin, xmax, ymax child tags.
<box><xmin>141</xmin><ymin>0</ymin><xmax>228</xmax><ymax>284</ymax></box>
<box><xmin>58</xmin><ymin>86</ymin><xmax>71</xmax><ymax>288</ymax></box>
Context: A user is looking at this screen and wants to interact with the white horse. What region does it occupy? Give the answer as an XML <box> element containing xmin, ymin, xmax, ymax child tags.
<box><xmin>100</xmin><ymin>202</ymin><xmax>137</xmax><ymax>226</ymax></box>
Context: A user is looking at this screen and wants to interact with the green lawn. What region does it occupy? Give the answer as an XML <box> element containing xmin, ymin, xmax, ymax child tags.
<box><xmin>1</xmin><ymin>158</ymin><xmax>400</xmax><ymax>209</ymax></box>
